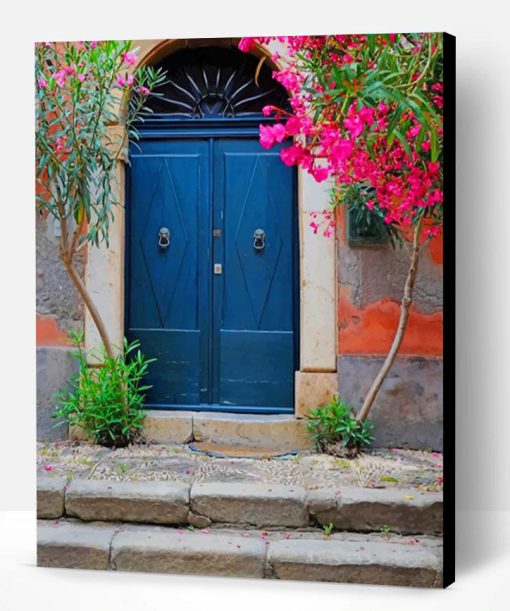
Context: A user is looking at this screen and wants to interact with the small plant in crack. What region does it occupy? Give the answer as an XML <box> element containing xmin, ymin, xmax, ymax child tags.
<box><xmin>322</xmin><ymin>523</ymin><xmax>334</xmax><ymax>538</ymax></box>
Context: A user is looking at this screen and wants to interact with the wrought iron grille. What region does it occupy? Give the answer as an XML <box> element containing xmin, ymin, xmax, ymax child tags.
<box><xmin>145</xmin><ymin>46</ymin><xmax>289</xmax><ymax>118</ymax></box>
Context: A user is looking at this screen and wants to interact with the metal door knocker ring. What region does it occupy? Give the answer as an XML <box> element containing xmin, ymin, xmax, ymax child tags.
<box><xmin>158</xmin><ymin>227</ymin><xmax>170</xmax><ymax>250</ymax></box>
<box><xmin>253</xmin><ymin>228</ymin><xmax>265</xmax><ymax>251</ymax></box>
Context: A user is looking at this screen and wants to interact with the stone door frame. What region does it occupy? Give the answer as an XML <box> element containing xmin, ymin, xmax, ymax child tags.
<box><xmin>84</xmin><ymin>38</ymin><xmax>338</xmax><ymax>416</ymax></box>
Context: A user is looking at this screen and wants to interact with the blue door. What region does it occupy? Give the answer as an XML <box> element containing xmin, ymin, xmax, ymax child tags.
<box><xmin>126</xmin><ymin>132</ymin><xmax>298</xmax><ymax>413</ymax></box>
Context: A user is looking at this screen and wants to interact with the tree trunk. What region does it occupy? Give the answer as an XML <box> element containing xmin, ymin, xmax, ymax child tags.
<box><xmin>62</xmin><ymin>257</ymin><xmax>115</xmax><ymax>359</ymax></box>
<box><xmin>356</xmin><ymin>222</ymin><xmax>423</xmax><ymax>422</ymax></box>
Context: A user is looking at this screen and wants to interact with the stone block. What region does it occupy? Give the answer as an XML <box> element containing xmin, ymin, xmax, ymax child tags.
<box><xmin>141</xmin><ymin>410</ymin><xmax>193</xmax><ymax>444</ymax></box>
<box><xmin>111</xmin><ymin>529</ymin><xmax>266</xmax><ymax>577</ymax></box>
<box><xmin>37</xmin><ymin>521</ymin><xmax>115</xmax><ymax>570</ymax></box>
<box><xmin>65</xmin><ymin>479</ymin><xmax>189</xmax><ymax>524</ymax></box>
<box><xmin>37</xmin><ymin>477</ymin><xmax>66</xmax><ymax>519</ymax></box>
<box><xmin>315</xmin><ymin>487</ymin><xmax>443</xmax><ymax>535</ymax></box>
<box><xmin>37</xmin><ymin>347</ymin><xmax>78</xmax><ymax>442</ymax></box>
<box><xmin>338</xmin><ymin>355</ymin><xmax>443</xmax><ymax>451</ymax></box>
<box><xmin>193</xmin><ymin>412</ymin><xmax>312</xmax><ymax>451</ymax></box>
<box><xmin>295</xmin><ymin>371</ymin><xmax>339</xmax><ymax>418</ymax></box>
<box><xmin>190</xmin><ymin>482</ymin><xmax>308</xmax><ymax>528</ymax></box>
<box><xmin>267</xmin><ymin>538</ymin><xmax>441</xmax><ymax>586</ymax></box>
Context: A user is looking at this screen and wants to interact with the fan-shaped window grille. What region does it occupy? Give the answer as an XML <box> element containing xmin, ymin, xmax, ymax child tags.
<box><xmin>145</xmin><ymin>46</ymin><xmax>289</xmax><ymax>118</ymax></box>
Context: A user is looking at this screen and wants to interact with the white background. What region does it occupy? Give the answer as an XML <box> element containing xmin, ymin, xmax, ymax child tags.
<box><xmin>0</xmin><ymin>0</ymin><xmax>509</xmax><ymax>607</ymax></box>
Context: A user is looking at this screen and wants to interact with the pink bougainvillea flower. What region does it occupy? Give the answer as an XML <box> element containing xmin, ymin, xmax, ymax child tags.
<box><xmin>122</xmin><ymin>52</ymin><xmax>137</xmax><ymax>66</ymax></box>
<box><xmin>238</xmin><ymin>37</ymin><xmax>255</xmax><ymax>53</ymax></box>
<box><xmin>343</xmin><ymin>114</ymin><xmax>364</xmax><ymax>138</ymax></box>
<box><xmin>271</xmin><ymin>123</ymin><xmax>286</xmax><ymax>143</ymax></box>
<box><xmin>284</xmin><ymin>116</ymin><xmax>302</xmax><ymax>136</ymax></box>
<box><xmin>259</xmin><ymin>124</ymin><xmax>275</xmax><ymax>149</ymax></box>
<box><xmin>262</xmin><ymin>105</ymin><xmax>274</xmax><ymax>117</ymax></box>
<box><xmin>311</xmin><ymin>166</ymin><xmax>329</xmax><ymax>183</ymax></box>
<box><xmin>280</xmin><ymin>145</ymin><xmax>304</xmax><ymax>167</ymax></box>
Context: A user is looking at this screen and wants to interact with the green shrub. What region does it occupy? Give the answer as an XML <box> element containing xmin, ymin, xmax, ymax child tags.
<box><xmin>54</xmin><ymin>331</ymin><xmax>155</xmax><ymax>448</ymax></box>
<box><xmin>306</xmin><ymin>396</ymin><xmax>374</xmax><ymax>457</ymax></box>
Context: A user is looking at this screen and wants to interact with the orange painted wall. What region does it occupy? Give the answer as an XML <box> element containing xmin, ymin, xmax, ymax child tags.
<box><xmin>36</xmin><ymin>313</ymin><xmax>70</xmax><ymax>347</ymax></box>
<box><xmin>336</xmin><ymin>208</ymin><xmax>443</xmax><ymax>358</ymax></box>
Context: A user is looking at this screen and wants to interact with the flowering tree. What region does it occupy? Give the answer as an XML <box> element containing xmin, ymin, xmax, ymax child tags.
<box><xmin>239</xmin><ymin>34</ymin><xmax>443</xmax><ymax>421</ymax></box>
<box><xmin>35</xmin><ymin>41</ymin><xmax>165</xmax><ymax>357</ymax></box>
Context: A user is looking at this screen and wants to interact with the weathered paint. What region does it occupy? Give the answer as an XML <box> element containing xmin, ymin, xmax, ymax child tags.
<box><xmin>336</xmin><ymin>207</ymin><xmax>443</xmax><ymax>358</ymax></box>
<box><xmin>36</xmin><ymin>313</ymin><xmax>69</xmax><ymax>347</ymax></box>
<box><xmin>338</xmin><ymin>287</ymin><xmax>443</xmax><ymax>356</ymax></box>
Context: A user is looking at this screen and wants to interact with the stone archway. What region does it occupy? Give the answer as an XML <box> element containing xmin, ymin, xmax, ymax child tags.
<box><xmin>84</xmin><ymin>38</ymin><xmax>338</xmax><ymax>416</ymax></box>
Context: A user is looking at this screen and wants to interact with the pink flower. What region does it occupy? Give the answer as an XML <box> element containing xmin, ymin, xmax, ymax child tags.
<box><xmin>311</xmin><ymin>166</ymin><xmax>329</xmax><ymax>183</ymax></box>
<box><xmin>285</xmin><ymin>117</ymin><xmax>302</xmax><ymax>135</ymax></box>
<box><xmin>259</xmin><ymin>124</ymin><xmax>275</xmax><ymax>149</ymax></box>
<box><xmin>262</xmin><ymin>105</ymin><xmax>274</xmax><ymax>117</ymax></box>
<box><xmin>330</xmin><ymin>139</ymin><xmax>354</xmax><ymax>162</ymax></box>
<box><xmin>116</xmin><ymin>73</ymin><xmax>134</xmax><ymax>88</ymax></box>
<box><xmin>271</xmin><ymin>123</ymin><xmax>286</xmax><ymax>143</ymax></box>
<box><xmin>37</xmin><ymin>77</ymin><xmax>47</xmax><ymax>89</ymax></box>
<box><xmin>54</xmin><ymin>69</ymin><xmax>66</xmax><ymax>87</ymax></box>
<box><xmin>280</xmin><ymin>145</ymin><xmax>304</xmax><ymax>167</ymax></box>
<box><xmin>343</xmin><ymin>114</ymin><xmax>364</xmax><ymax>138</ymax></box>
<box><xmin>238</xmin><ymin>37</ymin><xmax>255</xmax><ymax>53</ymax></box>
<box><xmin>44</xmin><ymin>465</ymin><xmax>52</xmax><ymax>472</ymax></box>
<box><xmin>137</xmin><ymin>86</ymin><xmax>150</xmax><ymax>96</ymax></box>
<box><xmin>122</xmin><ymin>52</ymin><xmax>137</xmax><ymax>66</ymax></box>
<box><xmin>77</xmin><ymin>73</ymin><xmax>86</xmax><ymax>83</ymax></box>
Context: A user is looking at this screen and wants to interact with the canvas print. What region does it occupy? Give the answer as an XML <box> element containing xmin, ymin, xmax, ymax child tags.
<box><xmin>36</xmin><ymin>34</ymin><xmax>455</xmax><ymax>587</ymax></box>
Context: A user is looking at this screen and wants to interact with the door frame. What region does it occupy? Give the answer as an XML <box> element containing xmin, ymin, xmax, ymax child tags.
<box><xmin>84</xmin><ymin>39</ymin><xmax>339</xmax><ymax>419</ymax></box>
<box><xmin>124</xmin><ymin>117</ymin><xmax>300</xmax><ymax>414</ymax></box>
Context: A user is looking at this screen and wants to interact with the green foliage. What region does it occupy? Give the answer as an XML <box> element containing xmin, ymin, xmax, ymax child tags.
<box><xmin>322</xmin><ymin>523</ymin><xmax>334</xmax><ymax>537</ymax></box>
<box><xmin>306</xmin><ymin>396</ymin><xmax>374</xmax><ymax>453</ymax></box>
<box><xmin>35</xmin><ymin>41</ymin><xmax>166</xmax><ymax>248</ymax></box>
<box><xmin>344</xmin><ymin>184</ymin><xmax>402</xmax><ymax>248</ymax></box>
<box><xmin>53</xmin><ymin>331</ymin><xmax>156</xmax><ymax>447</ymax></box>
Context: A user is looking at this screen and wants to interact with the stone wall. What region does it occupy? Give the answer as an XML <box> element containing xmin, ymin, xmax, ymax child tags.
<box><xmin>36</xmin><ymin>211</ymin><xmax>84</xmax><ymax>441</ymax></box>
<box><xmin>338</xmin><ymin>355</ymin><xmax>443</xmax><ymax>451</ymax></box>
<box><xmin>337</xmin><ymin>208</ymin><xmax>444</xmax><ymax>450</ymax></box>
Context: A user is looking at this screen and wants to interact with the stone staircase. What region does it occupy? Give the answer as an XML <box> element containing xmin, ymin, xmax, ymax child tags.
<box><xmin>70</xmin><ymin>410</ymin><xmax>313</xmax><ymax>451</ymax></box>
<box><xmin>37</xmin><ymin>473</ymin><xmax>443</xmax><ymax>587</ymax></box>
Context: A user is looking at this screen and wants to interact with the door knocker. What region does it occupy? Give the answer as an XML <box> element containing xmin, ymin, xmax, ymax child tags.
<box><xmin>253</xmin><ymin>228</ymin><xmax>266</xmax><ymax>251</ymax></box>
<box><xmin>158</xmin><ymin>227</ymin><xmax>170</xmax><ymax>250</ymax></box>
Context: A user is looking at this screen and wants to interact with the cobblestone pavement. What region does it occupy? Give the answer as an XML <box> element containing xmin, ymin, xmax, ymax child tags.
<box><xmin>37</xmin><ymin>441</ymin><xmax>443</xmax><ymax>494</ymax></box>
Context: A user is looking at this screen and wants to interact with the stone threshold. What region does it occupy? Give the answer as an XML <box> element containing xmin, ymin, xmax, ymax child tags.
<box><xmin>71</xmin><ymin>410</ymin><xmax>313</xmax><ymax>451</ymax></box>
<box><xmin>38</xmin><ymin>477</ymin><xmax>443</xmax><ymax>535</ymax></box>
<box><xmin>37</xmin><ymin>520</ymin><xmax>443</xmax><ymax>587</ymax></box>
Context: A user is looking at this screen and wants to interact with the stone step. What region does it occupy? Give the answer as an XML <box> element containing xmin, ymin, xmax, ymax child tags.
<box><xmin>37</xmin><ymin>520</ymin><xmax>443</xmax><ymax>587</ymax></box>
<box><xmin>70</xmin><ymin>410</ymin><xmax>312</xmax><ymax>451</ymax></box>
<box><xmin>38</xmin><ymin>477</ymin><xmax>443</xmax><ymax>535</ymax></box>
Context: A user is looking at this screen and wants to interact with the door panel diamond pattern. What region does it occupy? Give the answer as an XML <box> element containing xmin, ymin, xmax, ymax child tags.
<box><xmin>139</xmin><ymin>159</ymin><xmax>190</xmax><ymax>326</ymax></box>
<box><xmin>234</xmin><ymin>157</ymin><xmax>283</xmax><ymax>328</ymax></box>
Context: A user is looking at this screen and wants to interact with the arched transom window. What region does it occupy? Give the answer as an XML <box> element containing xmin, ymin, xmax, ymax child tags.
<box><xmin>145</xmin><ymin>46</ymin><xmax>288</xmax><ymax>118</ymax></box>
